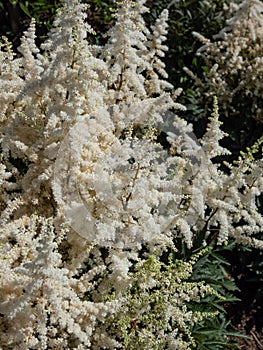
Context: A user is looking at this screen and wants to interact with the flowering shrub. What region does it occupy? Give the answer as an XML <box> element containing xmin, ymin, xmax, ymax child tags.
<box><xmin>0</xmin><ymin>0</ymin><xmax>262</xmax><ymax>348</ymax></box>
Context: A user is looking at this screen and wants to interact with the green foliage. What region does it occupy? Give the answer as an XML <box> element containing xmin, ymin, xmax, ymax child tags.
<box><xmin>16</xmin><ymin>0</ymin><xmax>59</xmax><ymax>24</ymax></box>
<box><xmin>170</xmin><ymin>237</ymin><xmax>247</xmax><ymax>349</ymax></box>
<box><xmin>87</xmin><ymin>0</ymin><xmax>115</xmax><ymax>24</ymax></box>
<box><xmin>191</xmin><ymin>315</ymin><xmax>248</xmax><ymax>350</ymax></box>
<box><xmin>0</xmin><ymin>0</ymin><xmax>60</xmax><ymax>44</ymax></box>
<box><xmin>188</xmin><ymin>246</ymin><xmax>247</xmax><ymax>349</ymax></box>
<box><xmin>0</xmin><ymin>0</ymin><xmax>115</xmax><ymax>46</ymax></box>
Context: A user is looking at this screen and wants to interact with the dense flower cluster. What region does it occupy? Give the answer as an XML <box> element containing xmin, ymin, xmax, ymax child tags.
<box><xmin>104</xmin><ymin>250</ymin><xmax>222</xmax><ymax>349</ymax></box>
<box><xmin>184</xmin><ymin>0</ymin><xmax>263</xmax><ymax>121</ymax></box>
<box><xmin>0</xmin><ymin>0</ymin><xmax>262</xmax><ymax>348</ymax></box>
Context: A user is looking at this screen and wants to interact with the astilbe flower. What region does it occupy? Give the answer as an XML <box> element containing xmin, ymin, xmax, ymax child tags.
<box><xmin>0</xmin><ymin>0</ymin><xmax>108</xmax><ymax>220</ymax></box>
<box><xmin>0</xmin><ymin>1</ymin><xmax>210</xmax><ymax>347</ymax></box>
<box><xmin>0</xmin><ymin>36</ymin><xmax>24</xmax><ymax>124</ymax></box>
<box><xmin>101</xmin><ymin>0</ymin><xmax>151</xmax><ymax>104</ymax></box>
<box><xmin>0</xmin><ymin>0</ymin><xmax>262</xmax><ymax>349</ymax></box>
<box><xmin>53</xmin><ymin>105</ymin><xmax>207</xmax><ymax>249</ymax></box>
<box><xmin>144</xmin><ymin>8</ymin><xmax>174</xmax><ymax>95</ymax></box>
<box><xmin>103</xmin><ymin>250</ymin><xmax>221</xmax><ymax>350</ymax></box>
<box><xmin>0</xmin><ymin>216</ymin><xmax>119</xmax><ymax>349</ymax></box>
<box><xmin>184</xmin><ymin>0</ymin><xmax>263</xmax><ymax>121</ymax></box>
<box><xmin>198</xmin><ymin>97</ymin><xmax>263</xmax><ymax>247</ymax></box>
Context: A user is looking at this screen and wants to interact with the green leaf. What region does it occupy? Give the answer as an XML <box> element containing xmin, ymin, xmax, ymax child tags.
<box><xmin>19</xmin><ymin>2</ymin><xmax>31</xmax><ymax>17</ymax></box>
